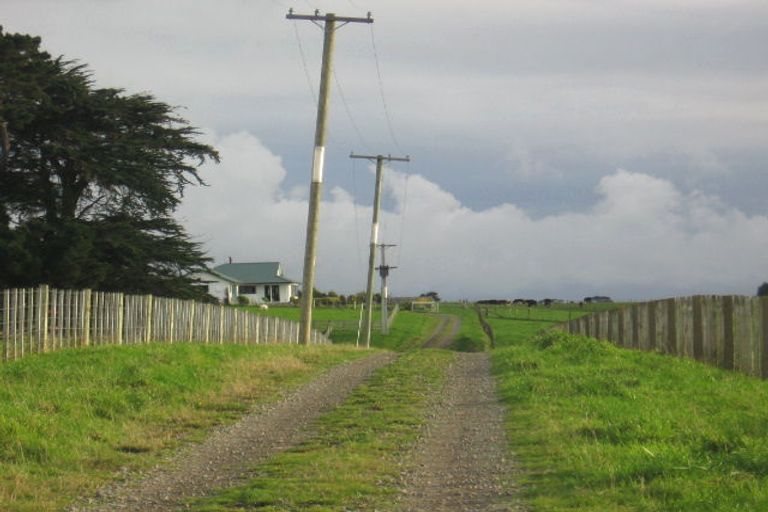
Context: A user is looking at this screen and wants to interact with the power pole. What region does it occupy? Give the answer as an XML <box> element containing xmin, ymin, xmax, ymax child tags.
<box><xmin>350</xmin><ymin>153</ymin><xmax>410</xmax><ymax>347</ymax></box>
<box><xmin>377</xmin><ymin>244</ymin><xmax>397</xmax><ymax>334</ymax></box>
<box><xmin>287</xmin><ymin>9</ymin><xmax>373</xmax><ymax>345</ymax></box>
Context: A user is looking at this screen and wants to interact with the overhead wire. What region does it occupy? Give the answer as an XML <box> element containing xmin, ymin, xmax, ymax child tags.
<box><xmin>367</xmin><ymin>22</ymin><xmax>411</xmax><ymax>270</ymax></box>
<box><xmin>396</xmin><ymin>163</ymin><xmax>410</xmax><ymax>267</ymax></box>
<box><xmin>369</xmin><ymin>24</ymin><xmax>404</xmax><ymax>155</ymax></box>
<box><xmin>290</xmin><ymin>9</ymin><xmax>414</xmax><ymax>293</ymax></box>
<box><xmin>345</xmin><ymin>0</ymin><xmax>364</xmax><ymax>10</ymax></box>
<box><xmin>349</xmin><ymin>157</ymin><xmax>366</xmax><ymax>282</ymax></box>
<box><xmin>291</xmin><ymin>21</ymin><xmax>318</xmax><ymax>104</ymax></box>
<box><xmin>333</xmin><ymin>70</ymin><xmax>371</xmax><ymax>152</ymax></box>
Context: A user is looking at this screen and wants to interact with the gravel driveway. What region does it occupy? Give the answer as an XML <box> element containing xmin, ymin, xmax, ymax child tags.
<box><xmin>70</xmin><ymin>352</ymin><xmax>396</xmax><ymax>512</ymax></box>
<box><xmin>397</xmin><ymin>352</ymin><xmax>525</xmax><ymax>511</ymax></box>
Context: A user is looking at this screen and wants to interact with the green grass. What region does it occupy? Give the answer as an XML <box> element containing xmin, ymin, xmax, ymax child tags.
<box><xmin>439</xmin><ymin>303</ymin><xmax>490</xmax><ymax>352</ymax></box>
<box><xmin>491</xmin><ymin>328</ymin><xmax>768</xmax><ymax>511</ymax></box>
<box><xmin>0</xmin><ymin>343</ymin><xmax>369</xmax><ymax>512</ymax></box>
<box><xmin>243</xmin><ymin>305</ymin><xmax>438</xmax><ymax>351</ymax></box>
<box><xmin>192</xmin><ymin>349</ymin><xmax>455</xmax><ymax>511</ymax></box>
<box><xmin>479</xmin><ymin>304</ymin><xmax>602</xmax><ymax>348</ymax></box>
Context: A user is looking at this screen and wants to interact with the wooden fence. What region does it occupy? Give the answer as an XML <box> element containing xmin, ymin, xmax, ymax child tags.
<box><xmin>561</xmin><ymin>295</ymin><xmax>768</xmax><ymax>378</ymax></box>
<box><xmin>0</xmin><ymin>285</ymin><xmax>329</xmax><ymax>363</ymax></box>
<box><xmin>311</xmin><ymin>304</ymin><xmax>400</xmax><ymax>339</ymax></box>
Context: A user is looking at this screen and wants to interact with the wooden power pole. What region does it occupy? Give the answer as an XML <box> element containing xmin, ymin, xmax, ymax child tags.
<box><xmin>287</xmin><ymin>9</ymin><xmax>373</xmax><ymax>345</ymax></box>
<box><xmin>350</xmin><ymin>153</ymin><xmax>410</xmax><ymax>347</ymax></box>
<box><xmin>377</xmin><ymin>244</ymin><xmax>397</xmax><ymax>334</ymax></box>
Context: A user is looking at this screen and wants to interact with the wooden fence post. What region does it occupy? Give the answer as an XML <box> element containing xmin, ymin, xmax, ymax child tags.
<box><xmin>692</xmin><ymin>296</ymin><xmax>704</xmax><ymax>361</ymax></box>
<box><xmin>218</xmin><ymin>305</ymin><xmax>224</xmax><ymax>344</ymax></box>
<box><xmin>80</xmin><ymin>290</ymin><xmax>90</xmax><ymax>347</ymax></box>
<box><xmin>117</xmin><ymin>293</ymin><xmax>125</xmax><ymax>345</ymax></box>
<box><xmin>2</xmin><ymin>289</ymin><xmax>9</xmax><ymax>361</ymax></box>
<box><xmin>12</xmin><ymin>289</ymin><xmax>19</xmax><ymax>360</ymax></box>
<box><xmin>24</xmin><ymin>288</ymin><xmax>33</xmax><ymax>355</ymax></box>
<box><xmin>761</xmin><ymin>297</ymin><xmax>768</xmax><ymax>379</ymax></box>
<box><xmin>665</xmin><ymin>299</ymin><xmax>677</xmax><ymax>355</ymax></box>
<box><xmin>722</xmin><ymin>296</ymin><xmax>735</xmax><ymax>370</ymax></box>
<box><xmin>630</xmin><ymin>304</ymin><xmax>640</xmax><ymax>349</ymax></box>
<box><xmin>204</xmin><ymin>305</ymin><xmax>211</xmax><ymax>344</ymax></box>
<box><xmin>187</xmin><ymin>301</ymin><xmax>195</xmax><ymax>342</ymax></box>
<box><xmin>145</xmin><ymin>295</ymin><xmax>153</xmax><ymax>344</ymax></box>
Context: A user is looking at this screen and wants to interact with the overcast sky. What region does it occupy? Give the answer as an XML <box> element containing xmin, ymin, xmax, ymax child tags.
<box><xmin>5</xmin><ymin>0</ymin><xmax>768</xmax><ymax>300</ymax></box>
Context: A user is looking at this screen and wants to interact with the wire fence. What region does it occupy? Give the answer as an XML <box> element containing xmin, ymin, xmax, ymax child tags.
<box><xmin>560</xmin><ymin>295</ymin><xmax>768</xmax><ymax>379</ymax></box>
<box><xmin>0</xmin><ymin>285</ymin><xmax>329</xmax><ymax>363</ymax></box>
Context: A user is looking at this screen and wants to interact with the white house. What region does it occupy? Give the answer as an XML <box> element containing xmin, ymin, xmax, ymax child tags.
<box><xmin>191</xmin><ymin>262</ymin><xmax>298</xmax><ymax>304</ymax></box>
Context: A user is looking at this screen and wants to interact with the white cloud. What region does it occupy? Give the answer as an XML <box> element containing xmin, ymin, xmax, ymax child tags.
<box><xmin>178</xmin><ymin>132</ymin><xmax>768</xmax><ymax>301</ymax></box>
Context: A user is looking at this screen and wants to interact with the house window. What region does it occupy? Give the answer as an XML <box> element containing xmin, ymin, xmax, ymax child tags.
<box><xmin>264</xmin><ymin>285</ymin><xmax>280</xmax><ymax>302</ymax></box>
<box><xmin>195</xmin><ymin>284</ymin><xmax>210</xmax><ymax>293</ymax></box>
<box><xmin>239</xmin><ymin>285</ymin><xmax>256</xmax><ymax>295</ymax></box>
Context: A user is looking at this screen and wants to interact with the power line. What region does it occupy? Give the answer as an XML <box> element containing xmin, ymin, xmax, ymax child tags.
<box><xmin>333</xmin><ymin>70</ymin><xmax>371</xmax><ymax>152</ymax></box>
<box><xmin>292</xmin><ymin>21</ymin><xmax>317</xmax><ymax>104</ymax></box>
<box><xmin>396</xmin><ymin>166</ymin><xmax>410</xmax><ymax>267</ymax></box>
<box><xmin>345</xmin><ymin>0</ymin><xmax>364</xmax><ymax>10</ymax></box>
<box><xmin>349</xmin><ymin>157</ymin><xmax>366</xmax><ymax>280</ymax></box>
<box><xmin>369</xmin><ymin>24</ymin><xmax>404</xmax><ymax>155</ymax></box>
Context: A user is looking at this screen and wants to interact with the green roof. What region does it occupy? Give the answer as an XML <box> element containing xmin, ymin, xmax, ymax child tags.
<box><xmin>213</xmin><ymin>262</ymin><xmax>297</xmax><ymax>285</ymax></box>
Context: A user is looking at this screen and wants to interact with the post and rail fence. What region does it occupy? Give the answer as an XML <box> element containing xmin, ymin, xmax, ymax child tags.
<box><xmin>560</xmin><ymin>295</ymin><xmax>768</xmax><ymax>379</ymax></box>
<box><xmin>0</xmin><ymin>285</ymin><xmax>329</xmax><ymax>363</ymax></box>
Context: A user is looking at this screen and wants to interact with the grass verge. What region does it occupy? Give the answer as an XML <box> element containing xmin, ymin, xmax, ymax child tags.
<box><xmin>192</xmin><ymin>349</ymin><xmax>455</xmax><ymax>511</ymax></box>
<box><xmin>492</xmin><ymin>328</ymin><xmax>768</xmax><ymax>511</ymax></box>
<box><xmin>0</xmin><ymin>343</ymin><xmax>369</xmax><ymax>512</ymax></box>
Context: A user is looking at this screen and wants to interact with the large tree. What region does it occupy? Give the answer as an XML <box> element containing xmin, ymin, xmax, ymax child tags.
<box><xmin>0</xmin><ymin>27</ymin><xmax>219</xmax><ymax>297</ymax></box>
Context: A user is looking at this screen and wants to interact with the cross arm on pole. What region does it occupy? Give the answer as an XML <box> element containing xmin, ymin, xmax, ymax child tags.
<box><xmin>350</xmin><ymin>153</ymin><xmax>410</xmax><ymax>163</ymax></box>
<box><xmin>287</xmin><ymin>10</ymin><xmax>374</xmax><ymax>25</ymax></box>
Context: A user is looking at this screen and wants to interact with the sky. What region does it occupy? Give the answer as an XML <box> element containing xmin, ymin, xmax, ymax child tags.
<box><xmin>4</xmin><ymin>0</ymin><xmax>768</xmax><ymax>301</ymax></box>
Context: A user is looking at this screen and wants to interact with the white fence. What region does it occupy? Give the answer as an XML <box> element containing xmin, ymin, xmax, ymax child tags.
<box><xmin>0</xmin><ymin>285</ymin><xmax>329</xmax><ymax>362</ymax></box>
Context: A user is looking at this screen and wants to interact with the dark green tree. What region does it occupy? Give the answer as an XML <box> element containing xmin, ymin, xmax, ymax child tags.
<box><xmin>758</xmin><ymin>282</ymin><xmax>768</xmax><ymax>297</ymax></box>
<box><xmin>0</xmin><ymin>27</ymin><xmax>219</xmax><ymax>297</ymax></box>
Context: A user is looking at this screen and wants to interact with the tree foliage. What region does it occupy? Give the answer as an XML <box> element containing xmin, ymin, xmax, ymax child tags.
<box><xmin>0</xmin><ymin>27</ymin><xmax>219</xmax><ymax>297</ymax></box>
<box><xmin>758</xmin><ymin>282</ymin><xmax>768</xmax><ymax>297</ymax></box>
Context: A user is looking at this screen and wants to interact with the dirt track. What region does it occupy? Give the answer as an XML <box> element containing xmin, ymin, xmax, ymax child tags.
<box><xmin>397</xmin><ymin>352</ymin><xmax>524</xmax><ymax>511</ymax></box>
<box><xmin>71</xmin><ymin>313</ymin><xmax>522</xmax><ymax>511</ymax></box>
<box><xmin>422</xmin><ymin>314</ymin><xmax>462</xmax><ymax>349</ymax></box>
<box><xmin>70</xmin><ymin>352</ymin><xmax>396</xmax><ymax>512</ymax></box>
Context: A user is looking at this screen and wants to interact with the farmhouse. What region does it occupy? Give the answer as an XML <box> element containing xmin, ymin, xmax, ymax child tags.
<box><xmin>192</xmin><ymin>262</ymin><xmax>298</xmax><ymax>304</ymax></box>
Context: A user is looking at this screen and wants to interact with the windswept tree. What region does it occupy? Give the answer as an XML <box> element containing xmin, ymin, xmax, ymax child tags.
<box><xmin>0</xmin><ymin>27</ymin><xmax>219</xmax><ymax>296</ymax></box>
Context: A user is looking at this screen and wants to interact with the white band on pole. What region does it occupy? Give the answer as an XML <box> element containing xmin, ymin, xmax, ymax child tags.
<box><xmin>371</xmin><ymin>222</ymin><xmax>379</xmax><ymax>244</ymax></box>
<box><xmin>312</xmin><ymin>146</ymin><xmax>325</xmax><ymax>183</ymax></box>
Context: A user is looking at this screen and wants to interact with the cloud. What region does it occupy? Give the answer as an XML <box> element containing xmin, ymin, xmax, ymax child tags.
<box><xmin>5</xmin><ymin>0</ymin><xmax>768</xmax><ymax>218</ymax></box>
<box><xmin>178</xmin><ymin>132</ymin><xmax>768</xmax><ymax>301</ymax></box>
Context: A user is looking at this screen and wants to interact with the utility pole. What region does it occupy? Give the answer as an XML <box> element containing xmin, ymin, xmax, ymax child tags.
<box><xmin>350</xmin><ymin>153</ymin><xmax>410</xmax><ymax>347</ymax></box>
<box><xmin>287</xmin><ymin>9</ymin><xmax>373</xmax><ymax>345</ymax></box>
<box><xmin>377</xmin><ymin>244</ymin><xmax>397</xmax><ymax>334</ymax></box>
